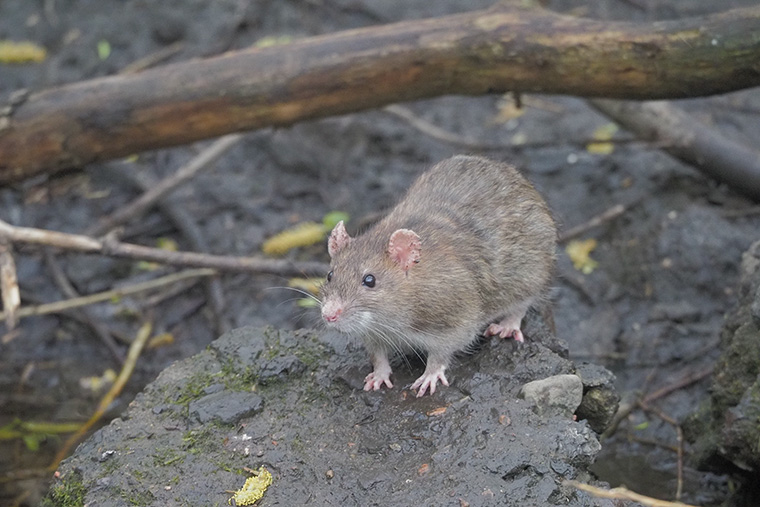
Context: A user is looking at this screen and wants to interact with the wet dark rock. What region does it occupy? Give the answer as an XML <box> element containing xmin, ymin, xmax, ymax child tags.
<box><xmin>684</xmin><ymin>239</ymin><xmax>760</xmax><ymax>476</ymax></box>
<box><xmin>520</xmin><ymin>374</ymin><xmax>584</xmax><ymax>417</ymax></box>
<box><xmin>189</xmin><ymin>390</ymin><xmax>264</xmax><ymax>424</ymax></box>
<box><xmin>51</xmin><ymin>321</ymin><xmax>618</xmax><ymax>506</ymax></box>
<box><xmin>575</xmin><ymin>362</ymin><xmax>620</xmax><ymax>434</ymax></box>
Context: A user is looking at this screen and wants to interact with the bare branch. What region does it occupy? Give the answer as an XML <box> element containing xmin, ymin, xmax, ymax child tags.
<box><xmin>0</xmin><ymin>219</ymin><xmax>329</xmax><ymax>277</ymax></box>
<box><xmin>1</xmin><ymin>5</ymin><xmax>759</xmax><ymax>182</ymax></box>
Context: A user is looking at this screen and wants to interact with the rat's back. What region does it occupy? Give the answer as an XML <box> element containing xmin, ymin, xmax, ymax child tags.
<box><xmin>385</xmin><ymin>155</ymin><xmax>556</xmax><ymax>311</ymax></box>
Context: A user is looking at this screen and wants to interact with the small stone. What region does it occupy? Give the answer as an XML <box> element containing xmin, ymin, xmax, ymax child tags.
<box><xmin>574</xmin><ymin>362</ymin><xmax>615</xmax><ymax>388</ymax></box>
<box><xmin>325</xmin><ymin>469</ymin><xmax>334</xmax><ymax>480</ymax></box>
<box><xmin>576</xmin><ymin>386</ymin><xmax>620</xmax><ymax>434</ymax></box>
<box><xmin>520</xmin><ymin>374</ymin><xmax>583</xmax><ymax>417</ymax></box>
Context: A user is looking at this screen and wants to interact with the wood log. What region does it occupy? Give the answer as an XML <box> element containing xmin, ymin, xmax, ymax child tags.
<box><xmin>590</xmin><ymin>99</ymin><xmax>760</xmax><ymax>200</ymax></box>
<box><xmin>1</xmin><ymin>4</ymin><xmax>759</xmax><ymax>183</ymax></box>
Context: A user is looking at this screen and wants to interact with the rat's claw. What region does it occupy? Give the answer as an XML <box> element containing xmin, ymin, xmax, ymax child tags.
<box><xmin>411</xmin><ymin>367</ymin><xmax>449</xmax><ymax>397</ymax></box>
<box><xmin>364</xmin><ymin>371</ymin><xmax>393</xmax><ymax>391</ymax></box>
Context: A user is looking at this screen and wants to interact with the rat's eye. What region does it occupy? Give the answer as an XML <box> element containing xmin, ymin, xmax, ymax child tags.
<box><xmin>326</xmin><ymin>270</ymin><xmax>333</xmax><ymax>282</ymax></box>
<box><xmin>362</xmin><ymin>274</ymin><xmax>376</xmax><ymax>288</ymax></box>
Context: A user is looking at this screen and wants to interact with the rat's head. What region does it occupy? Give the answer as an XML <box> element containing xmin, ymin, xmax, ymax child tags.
<box><xmin>320</xmin><ymin>220</ymin><xmax>421</xmax><ymax>334</ymax></box>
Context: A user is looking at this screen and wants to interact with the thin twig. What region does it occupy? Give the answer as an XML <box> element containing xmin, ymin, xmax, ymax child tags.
<box><xmin>50</xmin><ymin>321</ymin><xmax>152</xmax><ymax>470</ymax></box>
<box><xmin>383</xmin><ymin>105</ymin><xmax>504</xmax><ymax>150</ymax></box>
<box><xmin>87</xmin><ymin>133</ymin><xmax>243</xmax><ymax>237</ymax></box>
<box><xmin>637</xmin><ymin>399</ymin><xmax>686</xmax><ymax>501</ymax></box>
<box><xmin>643</xmin><ymin>366</ymin><xmax>714</xmax><ymax>404</ymax></box>
<box><xmin>384</xmin><ymin>104</ymin><xmax>645</xmax><ymax>152</ymax></box>
<box><xmin>0</xmin><ymin>218</ymin><xmax>329</xmax><ymax>276</ymax></box>
<box><xmin>0</xmin><ymin>268</ymin><xmax>217</xmax><ymax>322</ymax></box>
<box><xmin>120</xmin><ymin>41</ymin><xmax>185</xmax><ymax>74</ymax></box>
<box><xmin>602</xmin><ymin>364</ymin><xmax>712</xmax><ymax>441</ymax></box>
<box><xmin>43</xmin><ymin>250</ymin><xmax>125</xmax><ymax>365</ymax></box>
<box><xmin>104</xmin><ymin>163</ymin><xmax>230</xmax><ymax>334</ymax></box>
<box><xmin>558</xmin><ymin>200</ymin><xmax>639</xmax><ymax>243</ymax></box>
<box><xmin>0</xmin><ymin>239</ymin><xmax>19</xmax><ymax>329</ymax></box>
<box><xmin>564</xmin><ymin>480</ymin><xmax>699</xmax><ymax>507</ymax></box>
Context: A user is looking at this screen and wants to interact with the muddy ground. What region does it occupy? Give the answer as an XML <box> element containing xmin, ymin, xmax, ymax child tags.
<box><xmin>2</xmin><ymin>0</ymin><xmax>760</xmax><ymax>505</ymax></box>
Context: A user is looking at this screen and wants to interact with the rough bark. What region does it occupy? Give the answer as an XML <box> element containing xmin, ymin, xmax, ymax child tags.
<box><xmin>1</xmin><ymin>4</ymin><xmax>759</xmax><ymax>183</ymax></box>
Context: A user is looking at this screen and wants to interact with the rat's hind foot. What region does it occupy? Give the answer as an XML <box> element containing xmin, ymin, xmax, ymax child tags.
<box><xmin>485</xmin><ymin>302</ymin><xmax>531</xmax><ymax>343</ymax></box>
<box><xmin>485</xmin><ymin>315</ymin><xmax>525</xmax><ymax>343</ymax></box>
<box><xmin>411</xmin><ymin>364</ymin><xmax>449</xmax><ymax>397</ymax></box>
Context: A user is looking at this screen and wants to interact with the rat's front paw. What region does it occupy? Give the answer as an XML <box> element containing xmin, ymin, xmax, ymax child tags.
<box><xmin>411</xmin><ymin>366</ymin><xmax>449</xmax><ymax>397</ymax></box>
<box><xmin>364</xmin><ymin>371</ymin><xmax>393</xmax><ymax>391</ymax></box>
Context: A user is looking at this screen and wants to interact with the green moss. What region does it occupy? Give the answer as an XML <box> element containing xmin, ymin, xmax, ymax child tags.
<box><xmin>713</xmin><ymin>323</ymin><xmax>760</xmax><ymax>411</ymax></box>
<box><xmin>293</xmin><ymin>339</ymin><xmax>328</xmax><ymax>368</ymax></box>
<box><xmin>171</xmin><ymin>370</ymin><xmax>219</xmax><ymax>406</ymax></box>
<box><xmin>182</xmin><ymin>423</ymin><xmax>231</xmax><ymax>455</ymax></box>
<box><xmin>218</xmin><ymin>359</ymin><xmax>260</xmax><ymax>392</ymax></box>
<box><xmin>42</xmin><ymin>471</ymin><xmax>86</xmax><ymax>507</ymax></box>
<box><xmin>99</xmin><ymin>454</ymin><xmax>120</xmax><ymax>476</ymax></box>
<box><xmin>121</xmin><ymin>488</ymin><xmax>155</xmax><ymax>506</ymax></box>
<box><xmin>152</xmin><ymin>446</ymin><xmax>185</xmax><ymax>467</ymax></box>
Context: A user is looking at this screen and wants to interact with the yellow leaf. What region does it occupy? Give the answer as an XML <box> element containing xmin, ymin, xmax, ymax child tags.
<box><xmin>586</xmin><ymin>123</ymin><xmax>619</xmax><ymax>155</ymax></box>
<box><xmin>288</xmin><ymin>277</ymin><xmax>323</xmax><ymax>295</ymax></box>
<box><xmin>229</xmin><ymin>466</ymin><xmax>272</xmax><ymax>506</ymax></box>
<box><xmin>493</xmin><ymin>94</ymin><xmax>525</xmax><ymax>123</ymax></box>
<box><xmin>262</xmin><ymin>222</ymin><xmax>327</xmax><ymax>256</ymax></box>
<box><xmin>156</xmin><ymin>238</ymin><xmax>179</xmax><ymax>251</ymax></box>
<box><xmin>138</xmin><ymin>239</ymin><xmax>178</xmax><ymax>271</ymax></box>
<box><xmin>79</xmin><ymin>369</ymin><xmax>117</xmax><ymax>392</ymax></box>
<box><xmin>565</xmin><ymin>239</ymin><xmax>599</xmax><ymax>274</ymax></box>
<box><xmin>254</xmin><ymin>35</ymin><xmax>293</xmax><ymax>48</ymax></box>
<box><xmin>0</xmin><ymin>40</ymin><xmax>46</xmax><ymax>64</ymax></box>
<box><xmin>147</xmin><ymin>332</ymin><xmax>174</xmax><ymax>349</ymax></box>
<box><xmin>137</xmin><ymin>260</ymin><xmax>160</xmax><ymax>272</ymax></box>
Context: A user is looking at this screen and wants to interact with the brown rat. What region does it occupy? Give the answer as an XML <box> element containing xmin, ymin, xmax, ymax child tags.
<box><xmin>321</xmin><ymin>155</ymin><xmax>556</xmax><ymax>396</ymax></box>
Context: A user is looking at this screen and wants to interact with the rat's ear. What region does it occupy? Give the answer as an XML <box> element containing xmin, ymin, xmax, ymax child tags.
<box><xmin>388</xmin><ymin>229</ymin><xmax>421</xmax><ymax>272</ymax></box>
<box><xmin>328</xmin><ymin>221</ymin><xmax>351</xmax><ymax>258</ymax></box>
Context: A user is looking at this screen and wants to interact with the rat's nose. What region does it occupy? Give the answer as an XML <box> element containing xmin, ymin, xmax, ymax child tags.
<box><xmin>322</xmin><ymin>301</ymin><xmax>343</xmax><ymax>323</ymax></box>
<box><xmin>324</xmin><ymin>308</ymin><xmax>342</xmax><ymax>322</ymax></box>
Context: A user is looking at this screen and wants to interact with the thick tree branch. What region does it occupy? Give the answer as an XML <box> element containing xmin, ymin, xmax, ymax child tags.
<box><xmin>1</xmin><ymin>4</ymin><xmax>759</xmax><ymax>182</ymax></box>
<box><xmin>590</xmin><ymin>99</ymin><xmax>760</xmax><ymax>200</ymax></box>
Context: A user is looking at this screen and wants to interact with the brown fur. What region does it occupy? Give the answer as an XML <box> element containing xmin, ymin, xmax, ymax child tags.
<box><xmin>321</xmin><ymin>155</ymin><xmax>557</xmax><ymax>385</ymax></box>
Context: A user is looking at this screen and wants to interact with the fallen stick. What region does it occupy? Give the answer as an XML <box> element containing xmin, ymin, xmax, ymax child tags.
<box><xmin>87</xmin><ymin>133</ymin><xmax>243</xmax><ymax>237</ymax></box>
<box><xmin>0</xmin><ymin>219</ymin><xmax>329</xmax><ymax>277</ymax></box>
<box><xmin>1</xmin><ymin>5</ymin><xmax>759</xmax><ymax>182</ymax></box>
<box><xmin>564</xmin><ymin>480</ymin><xmax>699</xmax><ymax>507</ymax></box>
<box><xmin>0</xmin><ymin>268</ymin><xmax>216</xmax><ymax>322</ymax></box>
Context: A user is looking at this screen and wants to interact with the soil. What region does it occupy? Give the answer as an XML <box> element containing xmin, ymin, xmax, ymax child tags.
<box><xmin>1</xmin><ymin>0</ymin><xmax>760</xmax><ymax>506</ymax></box>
